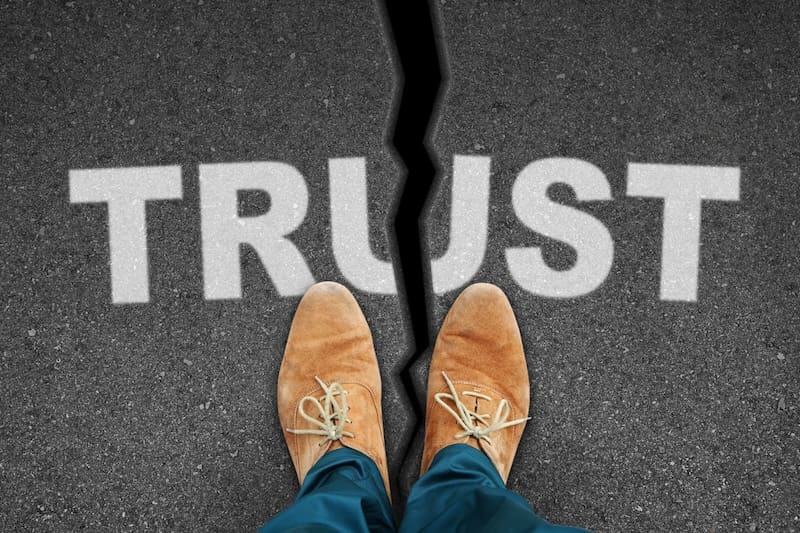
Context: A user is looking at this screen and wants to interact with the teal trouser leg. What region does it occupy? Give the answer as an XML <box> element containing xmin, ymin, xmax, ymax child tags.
<box><xmin>399</xmin><ymin>444</ymin><xmax>591</xmax><ymax>533</ymax></box>
<box><xmin>258</xmin><ymin>448</ymin><xmax>395</xmax><ymax>533</ymax></box>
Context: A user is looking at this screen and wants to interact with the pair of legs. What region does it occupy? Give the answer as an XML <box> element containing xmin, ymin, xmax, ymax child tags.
<box><xmin>260</xmin><ymin>282</ymin><xmax>589</xmax><ymax>532</ymax></box>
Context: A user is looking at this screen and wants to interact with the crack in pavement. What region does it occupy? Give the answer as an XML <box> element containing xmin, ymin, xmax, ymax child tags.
<box><xmin>378</xmin><ymin>0</ymin><xmax>446</xmax><ymax>503</ymax></box>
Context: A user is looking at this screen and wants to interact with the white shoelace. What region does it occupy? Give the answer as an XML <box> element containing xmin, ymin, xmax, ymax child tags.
<box><xmin>434</xmin><ymin>371</ymin><xmax>530</xmax><ymax>445</ymax></box>
<box><xmin>286</xmin><ymin>376</ymin><xmax>354</xmax><ymax>446</ymax></box>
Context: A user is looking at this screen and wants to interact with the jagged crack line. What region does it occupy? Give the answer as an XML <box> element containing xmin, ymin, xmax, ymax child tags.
<box><xmin>379</xmin><ymin>0</ymin><xmax>443</xmax><ymax>495</ymax></box>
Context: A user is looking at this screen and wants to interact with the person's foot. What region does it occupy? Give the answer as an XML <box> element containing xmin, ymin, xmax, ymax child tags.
<box><xmin>420</xmin><ymin>283</ymin><xmax>531</xmax><ymax>483</ymax></box>
<box><xmin>278</xmin><ymin>281</ymin><xmax>391</xmax><ymax>498</ymax></box>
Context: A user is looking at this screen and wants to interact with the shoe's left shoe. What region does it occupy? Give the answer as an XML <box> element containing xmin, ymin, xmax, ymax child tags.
<box><xmin>277</xmin><ymin>281</ymin><xmax>391</xmax><ymax>499</ymax></box>
<box><xmin>420</xmin><ymin>283</ymin><xmax>531</xmax><ymax>483</ymax></box>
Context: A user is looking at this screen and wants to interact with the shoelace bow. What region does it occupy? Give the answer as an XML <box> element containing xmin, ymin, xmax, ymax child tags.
<box><xmin>434</xmin><ymin>371</ymin><xmax>530</xmax><ymax>445</ymax></box>
<box><xmin>286</xmin><ymin>376</ymin><xmax>354</xmax><ymax>446</ymax></box>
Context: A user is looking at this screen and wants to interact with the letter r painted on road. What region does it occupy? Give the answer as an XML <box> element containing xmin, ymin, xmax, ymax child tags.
<box><xmin>199</xmin><ymin>162</ymin><xmax>315</xmax><ymax>299</ymax></box>
<box><xmin>627</xmin><ymin>163</ymin><xmax>740</xmax><ymax>301</ymax></box>
<box><xmin>69</xmin><ymin>166</ymin><xmax>183</xmax><ymax>304</ymax></box>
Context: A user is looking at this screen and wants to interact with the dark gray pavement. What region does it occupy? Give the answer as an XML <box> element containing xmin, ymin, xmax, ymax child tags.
<box><xmin>1</xmin><ymin>1</ymin><xmax>409</xmax><ymax>530</ymax></box>
<box><xmin>1</xmin><ymin>1</ymin><xmax>799</xmax><ymax>532</ymax></box>
<box><xmin>413</xmin><ymin>1</ymin><xmax>799</xmax><ymax>531</ymax></box>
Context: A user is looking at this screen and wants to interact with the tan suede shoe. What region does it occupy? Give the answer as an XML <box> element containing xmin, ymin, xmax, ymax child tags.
<box><xmin>278</xmin><ymin>281</ymin><xmax>391</xmax><ymax>499</ymax></box>
<box><xmin>420</xmin><ymin>283</ymin><xmax>530</xmax><ymax>483</ymax></box>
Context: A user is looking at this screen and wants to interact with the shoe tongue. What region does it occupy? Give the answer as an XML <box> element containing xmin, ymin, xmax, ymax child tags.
<box><xmin>469</xmin><ymin>386</ymin><xmax>493</xmax><ymax>414</ymax></box>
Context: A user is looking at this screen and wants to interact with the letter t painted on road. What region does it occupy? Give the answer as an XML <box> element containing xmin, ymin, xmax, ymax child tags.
<box><xmin>69</xmin><ymin>166</ymin><xmax>183</xmax><ymax>304</ymax></box>
<box><xmin>627</xmin><ymin>163</ymin><xmax>740</xmax><ymax>301</ymax></box>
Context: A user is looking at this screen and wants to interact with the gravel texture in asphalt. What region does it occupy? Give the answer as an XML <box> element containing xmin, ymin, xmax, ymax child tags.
<box><xmin>1</xmin><ymin>1</ymin><xmax>410</xmax><ymax>530</ymax></box>
<box><xmin>2</xmin><ymin>1</ymin><xmax>799</xmax><ymax>532</ymax></box>
<box><xmin>411</xmin><ymin>1</ymin><xmax>799</xmax><ymax>531</ymax></box>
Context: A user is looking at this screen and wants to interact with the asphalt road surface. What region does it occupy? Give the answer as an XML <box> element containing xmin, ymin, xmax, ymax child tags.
<box><xmin>2</xmin><ymin>1</ymin><xmax>798</xmax><ymax>531</ymax></box>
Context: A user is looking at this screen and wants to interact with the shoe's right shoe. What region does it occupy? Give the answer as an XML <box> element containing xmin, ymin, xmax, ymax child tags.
<box><xmin>420</xmin><ymin>283</ymin><xmax>530</xmax><ymax>483</ymax></box>
<box><xmin>277</xmin><ymin>281</ymin><xmax>391</xmax><ymax>499</ymax></box>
